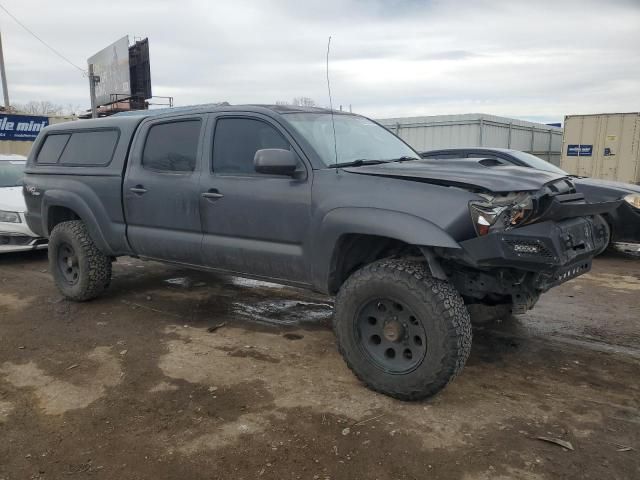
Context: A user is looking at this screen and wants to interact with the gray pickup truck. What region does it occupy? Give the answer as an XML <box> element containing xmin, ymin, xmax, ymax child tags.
<box><xmin>23</xmin><ymin>104</ymin><xmax>617</xmax><ymax>400</ymax></box>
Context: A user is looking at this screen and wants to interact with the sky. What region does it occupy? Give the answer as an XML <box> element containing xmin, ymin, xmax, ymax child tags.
<box><xmin>1</xmin><ymin>0</ymin><xmax>639</xmax><ymax>123</ymax></box>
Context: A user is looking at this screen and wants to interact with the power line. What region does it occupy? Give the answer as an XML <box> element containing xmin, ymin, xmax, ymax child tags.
<box><xmin>0</xmin><ymin>3</ymin><xmax>86</xmax><ymax>76</ymax></box>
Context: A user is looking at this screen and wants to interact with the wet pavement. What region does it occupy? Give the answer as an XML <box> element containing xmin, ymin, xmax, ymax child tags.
<box><xmin>0</xmin><ymin>251</ymin><xmax>639</xmax><ymax>479</ymax></box>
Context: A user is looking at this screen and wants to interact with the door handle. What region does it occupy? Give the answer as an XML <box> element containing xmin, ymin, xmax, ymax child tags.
<box><xmin>130</xmin><ymin>185</ymin><xmax>147</xmax><ymax>195</ymax></box>
<box><xmin>202</xmin><ymin>190</ymin><xmax>224</xmax><ymax>200</ymax></box>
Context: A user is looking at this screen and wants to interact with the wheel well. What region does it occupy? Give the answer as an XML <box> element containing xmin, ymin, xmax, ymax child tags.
<box><xmin>328</xmin><ymin>234</ymin><xmax>421</xmax><ymax>294</ymax></box>
<box><xmin>47</xmin><ymin>206</ymin><xmax>80</xmax><ymax>235</ymax></box>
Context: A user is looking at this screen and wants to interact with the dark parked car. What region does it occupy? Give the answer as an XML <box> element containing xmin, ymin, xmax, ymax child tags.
<box><xmin>421</xmin><ymin>148</ymin><xmax>640</xmax><ymax>250</ymax></box>
<box><xmin>23</xmin><ymin>105</ymin><xmax>617</xmax><ymax>400</ymax></box>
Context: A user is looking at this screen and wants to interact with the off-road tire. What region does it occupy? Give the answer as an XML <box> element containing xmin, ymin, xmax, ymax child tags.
<box><xmin>49</xmin><ymin>220</ymin><xmax>112</xmax><ymax>301</ymax></box>
<box><xmin>333</xmin><ymin>258</ymin><xmax>472</xmax><ymax>401</ymax></box>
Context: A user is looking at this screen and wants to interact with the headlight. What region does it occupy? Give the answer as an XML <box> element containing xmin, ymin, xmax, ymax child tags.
<box><xmin>0</xmin><ymin>210</ymin><xmax>21</xmax><ymax>223</ymax></box>
<box><xmin>469</xmin><ymin>193</ymin><xmax>533</xmax><ymax>236</ymax></box>
<box><xmin>624</xmin><ymin>193</ymin><xmax>640</xmax><ymax>210</ymax></box>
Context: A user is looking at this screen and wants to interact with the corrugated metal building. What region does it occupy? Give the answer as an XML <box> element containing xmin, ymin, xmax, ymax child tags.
<box><xmin>0</xmin><ymin>114</ymin><xmax>74</xmax><ymax>156</ymax></box>
<box><xmin>377</xmin><ymin>113</ymin><xmax>564</xmax><ymax>165</ymax></box>
<box><xmin>560</xmin><ymin>113</ymin><xmax>640</xmax><ymax>184</ymax></box>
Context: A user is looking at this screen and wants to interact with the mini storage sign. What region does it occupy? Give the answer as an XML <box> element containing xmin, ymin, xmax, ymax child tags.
<box><xmin>0</xmin><ymin>114</ymin><xmax>49</xmax><ymax>141</ymax></box>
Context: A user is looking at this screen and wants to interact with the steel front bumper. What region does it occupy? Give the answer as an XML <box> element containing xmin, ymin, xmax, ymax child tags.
<box><xmin>459</xmin><ymin>217</ymin><xmax>607</xmax><ymax>269</ymax></box>
<box><xmin>447</xmin><ymin>216</ymin><xmax>609</xmax><ymax>290</ymax></box>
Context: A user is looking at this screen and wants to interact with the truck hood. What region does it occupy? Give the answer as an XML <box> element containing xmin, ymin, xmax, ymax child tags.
<box><xmin>343</xmin><ymin>158</ymin><xmax>568</xmax><ymax>193</ymax></box>
<box><xmin>0</xmin><ymin>186</ymin><xmax>26</xmax><ymax>212</ymax></box>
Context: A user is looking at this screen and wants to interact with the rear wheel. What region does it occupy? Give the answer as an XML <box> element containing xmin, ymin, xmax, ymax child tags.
<box><xmin>49</xmin><ymin>220</ymin><xmax>112</xmax><ymax>301</ymax></box>
<box><xmin>333</xmin><ymin>258</ymin><xmax>472</xmax><ymax>400</ymax></box>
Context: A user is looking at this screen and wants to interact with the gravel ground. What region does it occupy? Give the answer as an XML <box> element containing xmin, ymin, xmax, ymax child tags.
<box><xmin>1</xmin><ymin>251</ymin><xmax>639</xmax><ymax>480</ymax></box>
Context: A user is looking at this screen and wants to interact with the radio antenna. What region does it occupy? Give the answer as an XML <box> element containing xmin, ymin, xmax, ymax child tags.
<box><xmin>326</xmin><ymin>36</ymin><xmax>338</xmax><ymax>171</ymax></box>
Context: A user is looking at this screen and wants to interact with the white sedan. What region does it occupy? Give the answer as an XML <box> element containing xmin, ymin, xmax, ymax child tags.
<box><xmin>0</xmin><ymin>155</ymin><xmax>47</xmax><ymax>253</ymax></box>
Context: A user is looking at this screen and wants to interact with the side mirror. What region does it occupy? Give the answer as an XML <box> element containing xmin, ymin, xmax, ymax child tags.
<box><xmin>254</xmin><ymin>149</ymin><xmax>298</xmax><ymax>176</ymax></box>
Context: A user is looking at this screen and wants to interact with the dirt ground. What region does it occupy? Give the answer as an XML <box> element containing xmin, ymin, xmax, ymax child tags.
<box><xmin>1</xmin><ymin>251</ymin><xmax>639</xmax><ymax>480</ymax></box>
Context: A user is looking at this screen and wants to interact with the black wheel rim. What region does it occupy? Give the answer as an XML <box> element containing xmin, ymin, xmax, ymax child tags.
<box><xmin>57</xmin><ymin>242</ymin><xmax>80</xmax><ymax>286</ymax></box>
<box><xmin>355</xmin><ymin>298</ymin><xmax>427</xmax><ymax>374</ymax></box>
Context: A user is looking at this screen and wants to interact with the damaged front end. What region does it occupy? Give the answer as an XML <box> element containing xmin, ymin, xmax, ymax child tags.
<box><xmin>439</xmin><ymin>178</ymin><xmax>621</xmax><ymax>313</ymax></box>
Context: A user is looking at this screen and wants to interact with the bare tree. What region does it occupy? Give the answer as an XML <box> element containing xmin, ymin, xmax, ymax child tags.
<box><xmin>291</xmin><ymin>97</ymin><xmax>316</xmax><ymax>107</ymax></box>
<box><xmin>275</xmin><ymin>97</ymin><xmax>317</xmax><ymax>107</ymax></box>
<box><xmin>12</xmin><ymin>100</ymin><xmax>65</xmax><ymax>116</ymax></box>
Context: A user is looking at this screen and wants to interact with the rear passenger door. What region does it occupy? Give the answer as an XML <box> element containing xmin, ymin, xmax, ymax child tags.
<box><xmin>123</xmin><ymin>115</ymin><xmax>206</xmax><ymax>263</ymax></box>
<box><xmin>199</xmin><ymin>114</ymin><xmax>312</xmax><ymax>283</ymax></box>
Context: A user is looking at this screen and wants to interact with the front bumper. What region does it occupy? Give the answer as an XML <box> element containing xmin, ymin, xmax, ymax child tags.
<box><xmin>454</xmin><ymin>216</ymin><xmax>608</xmax><ymax>273</ymax></box>
<box><xmin>442</xmin><ymin>216</ymin><xmax>608</xmax><ymax>310</ymax></box>
<box><xmin>0</xmin><ymin>214</ymin><xmax>48</xmax><ymax>253</ymax></box>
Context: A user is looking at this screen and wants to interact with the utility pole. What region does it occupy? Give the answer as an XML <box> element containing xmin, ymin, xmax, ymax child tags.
<box><xmin>88</xmin><ymin>63</ymin><xmax>99</xmax><ymax>118</ymax></box>
<box><xmin>0</xmin><ymin>29</ymin><xmax>10</xmax><ymax>109</ymax></box>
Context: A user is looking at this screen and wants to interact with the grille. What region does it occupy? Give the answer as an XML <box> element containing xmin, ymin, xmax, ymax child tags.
<box><xmin>0</xmin><ymin>235</ymin><xmax>34</xmax><ymax>246</ymax></box>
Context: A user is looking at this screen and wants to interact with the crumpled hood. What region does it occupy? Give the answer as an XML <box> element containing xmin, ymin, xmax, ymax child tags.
<box><xmin>0</xmin><ymin>186</ymin><xmax>27</xmax><ymax>212</ymax></box>
<box><xmin>343</xmin><ymin>158</ymin><xmax>568</xmax><ymax>193</ymax></box>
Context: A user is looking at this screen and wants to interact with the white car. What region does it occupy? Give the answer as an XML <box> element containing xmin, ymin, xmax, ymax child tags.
<box><xmin>0</xmin><ymin>155</ymin><xmax>47</xmax><ymax>253</ymax></box>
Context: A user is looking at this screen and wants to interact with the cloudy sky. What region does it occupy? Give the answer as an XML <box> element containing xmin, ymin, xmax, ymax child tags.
<box><xmin>1</xmin><ymin>0</ymin><xmax>639</xmax><ymax>122</ymax></box>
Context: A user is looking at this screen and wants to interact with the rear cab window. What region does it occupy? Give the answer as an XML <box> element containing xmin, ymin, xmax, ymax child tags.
<box><xmin>36</xmin><ymin>129</ymin><xmax>119</xmax><ymax>166</ymax></box>
<box><xmin>36</xmin><ymin>134</ymin><xmax>70</xmax><ymax>164</ymax></box>
<box><xmin>142</xmin><ymin>119</ymin><xmax>202</xmax><ymax>172</ymax></box>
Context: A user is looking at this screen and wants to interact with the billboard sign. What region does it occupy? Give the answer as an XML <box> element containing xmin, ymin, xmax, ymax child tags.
<box><xmin>0</xmin><ymin>114</ymin><xmax>49</xmax><ymax>141</ymax></box>
<box><xmin>129</xmin><ymin>38</ymin><xmax>152</xmax><ymax>100</ymax></box>
<box><xmin>88</xmin><ymin>36</ymin><xmax>131</xmax><ymax>106</ymax></box>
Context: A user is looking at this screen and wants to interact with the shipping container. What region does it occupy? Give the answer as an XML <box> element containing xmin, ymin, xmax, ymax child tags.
<box><xmin>560</xmin><ymin>113</ymin><xmax>640</xmax><ymax>184</ymax></box>
<box><xmin>376</xmin><ymin>113</ymin><xmax>563</xmax><ymax>165</ymax></box>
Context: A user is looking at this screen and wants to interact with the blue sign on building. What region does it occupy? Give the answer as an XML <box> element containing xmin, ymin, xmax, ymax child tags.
<box><xmin>567</xmin><ymin>144</ymin><xmax>593</xmax><ymax>156</ymax></box>
<box><xmin>0</xmin><ymin>114</ymin><xmax>49</xmax><ymax>141</ymax></box>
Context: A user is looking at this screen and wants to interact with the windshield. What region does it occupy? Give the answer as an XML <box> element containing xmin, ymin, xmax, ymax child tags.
<box><xmin>285</xmin><ymin>113</ymin><xmax>419</xmax><ymax>167</ymax></box>
<box><xmin>0</xmin><ymin>161</ymin><xmax>26</xmax><ymax>187</ymax></box>
<box><xmin>509</xmin><ymin>151</ymin><xmax>568</xmax><ymax>175</ymax></box>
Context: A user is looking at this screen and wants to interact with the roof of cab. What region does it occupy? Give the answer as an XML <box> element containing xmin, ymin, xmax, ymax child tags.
<box><xmin>114</xmin><ymin>102</ymin><xmax>345</xmax><ymax>117</ymax></box>
<box><xmin>41</xmin><ymin>103</ymin><xmax>356</xmax><ymax>134</ymax></box>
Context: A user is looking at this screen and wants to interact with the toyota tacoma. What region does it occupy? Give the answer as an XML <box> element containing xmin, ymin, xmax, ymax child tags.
<box><xmin>23</xmin><ymin>105</ymin><xmax>618</xmax><ymax>400</ymax></box>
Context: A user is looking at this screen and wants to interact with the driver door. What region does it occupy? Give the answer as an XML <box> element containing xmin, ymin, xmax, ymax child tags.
<box><xmin>199</xmin><ymin>114</ymin><xmax>312</xmax><ymax>284</ymax></box>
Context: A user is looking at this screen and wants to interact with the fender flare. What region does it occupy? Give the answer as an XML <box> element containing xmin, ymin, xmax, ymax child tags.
<box><xmin>42</xmin><ymin>189</ymin><xmax>114</xmax><ymax>255</ymax></box>
<box><xmin>311</xmin><ymin>207</ymin><xmax>460</xmax><ymax>292</ymax></box>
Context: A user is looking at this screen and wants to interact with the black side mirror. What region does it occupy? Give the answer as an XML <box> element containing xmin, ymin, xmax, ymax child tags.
<box><xmin>254</xmin><ymin>148</ymin><xmax>298</xmax><ymax>176</ymax></box>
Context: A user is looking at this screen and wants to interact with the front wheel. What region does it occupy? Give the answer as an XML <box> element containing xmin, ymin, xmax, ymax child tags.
<box><xmin>333</xmin><ymin>258</ymin><xmax>472</xmax><ymax>401</ymax></box>
<box><xmin>49</xmin><ymin>220</ymin><xmax>112</xmax><ymax>301</ymax></box>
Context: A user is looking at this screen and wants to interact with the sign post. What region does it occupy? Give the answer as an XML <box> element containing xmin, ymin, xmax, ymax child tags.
<box><xmin>0</xmin><ymin>30</ymin><xmax>10</xmax><ymax>109</ymax></box>
<box><xmin>88</xmin><ymin>64</ymin><xmax>99</xmax><ymax>119</ymax></box>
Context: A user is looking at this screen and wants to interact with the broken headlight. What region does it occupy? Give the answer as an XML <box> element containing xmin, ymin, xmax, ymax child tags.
<box><xmin>469</xmin><ymin>193</ymin><xmax>534</xmax><ymax>236</ymax></box>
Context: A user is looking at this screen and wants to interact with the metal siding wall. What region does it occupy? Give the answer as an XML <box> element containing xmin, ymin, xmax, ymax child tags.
<box><xmin>380</xmin><ymin>114</ymin><xmax>562</xmax><ymax>162</ymax></box>
<box><xmin>482</xmin><ymin>124</ymin><xmax>509</xmax><ymax>148</ymax></box>
<box><xmin>509</xmin><ymin>127</ymin><xmax>533</xmax><ymax>151</ymax></box>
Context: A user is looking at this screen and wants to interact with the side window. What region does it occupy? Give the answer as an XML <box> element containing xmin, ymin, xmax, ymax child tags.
<box><xmin>142</xmin><ymin>119</ymin><xmax>201</xmax><ymax>172</ymax></box>
<box><xmin>423</xmin><ymin>153</ymin><xmax>464</xmax><ymax>159</ymax></box>
<box><xmin>468</xmin><ymin>153</ymin><xmax>501</xmax><ymax>160</ymax></box>
<box><xmin>59</xmin><ymin>130</ymin><xmax>119</xmax><ymax>166</ymax></box>
<box><xmin>212</xmin><ymin>118</ymin><xmax>291</xmax><ymax>175</ymax></box>
<box><xmin>36</xmin><ymin>134</ymin><xmax>70</xmax><ymax>164</ymax></box>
